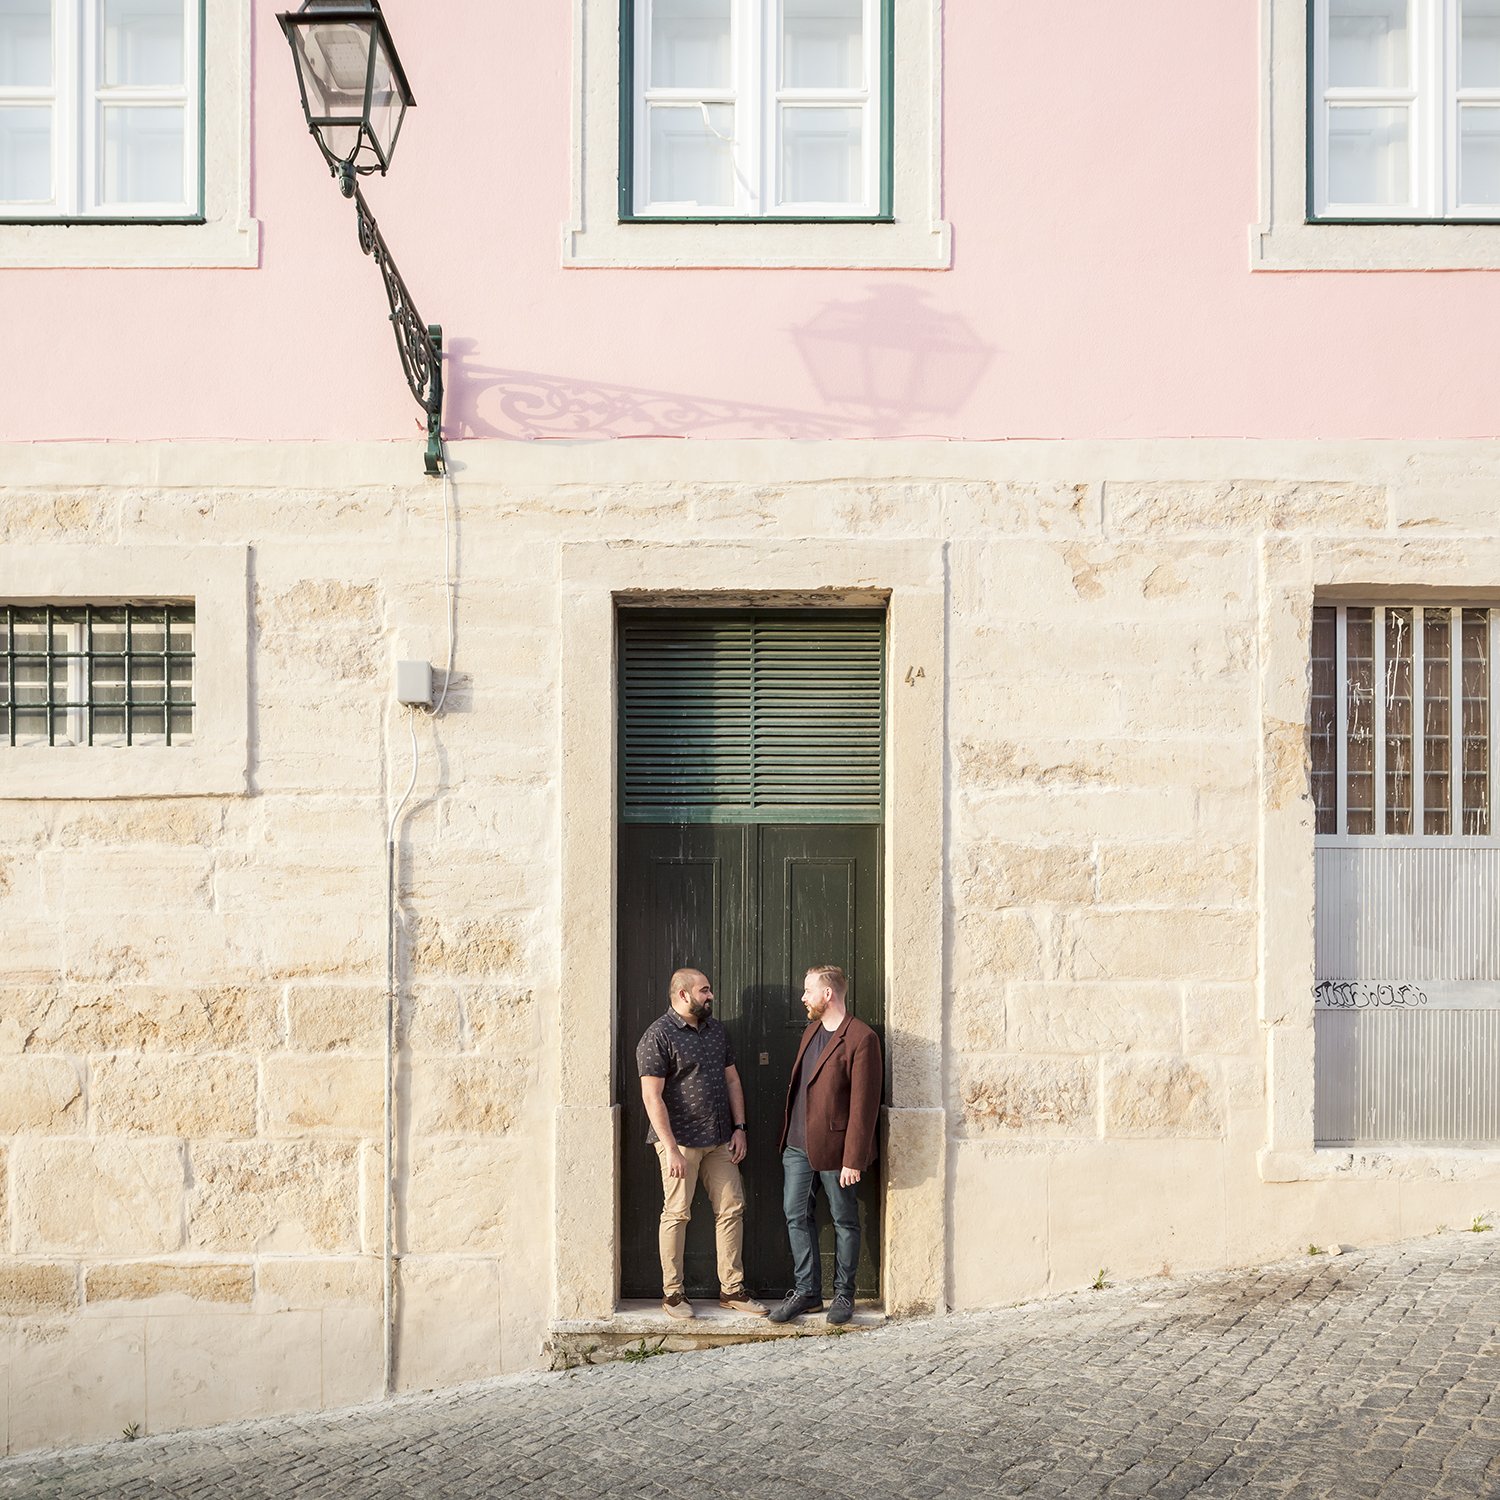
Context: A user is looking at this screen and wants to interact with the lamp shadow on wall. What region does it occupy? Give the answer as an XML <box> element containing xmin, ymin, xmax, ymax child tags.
<box><xmin>444</xmin><ymin>290</ymin><xmax>990</xmax><ymax>441</ymax></box>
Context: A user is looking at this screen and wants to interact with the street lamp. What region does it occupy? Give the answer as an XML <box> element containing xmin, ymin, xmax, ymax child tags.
<box><xmin>279</xmin><ymin>0</ymin><xmax>444</xmax><ymax>474</ymax></box>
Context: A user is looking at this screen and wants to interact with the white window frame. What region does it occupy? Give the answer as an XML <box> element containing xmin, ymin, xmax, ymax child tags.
<box><xmin>1256</xmin><ymin>0</ymin><xmax>1500</xmax><ymax>268</ymax></box>
<box><xmin>566</xmin><ymin>0</ymin><xmax>949</xmax><ymax>267</ymax></box>
<box><xmin>0</xmin><ymin>0</ymin><xmax>256</xmax><ymax>267</ymax></box>
<box><xmin>0</xmin><ymin>0</ymin><xmax>202</xmax><ymax>222</ymax></box>
<box><xmin>630</xmin><ymin>0</ymin><xmax>882</xmax><ymax>219</ymax></box>
<box><xmin>0</xmin><ymin>544</ymin><xmax>248</xmax><ymax>798</ymax></box>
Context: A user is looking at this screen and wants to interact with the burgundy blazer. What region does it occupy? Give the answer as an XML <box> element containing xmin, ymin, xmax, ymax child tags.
<box><xmin>777</xmin><ymin>1013</ymin><xmax>884</xmax><ymax>1173</ymax></box>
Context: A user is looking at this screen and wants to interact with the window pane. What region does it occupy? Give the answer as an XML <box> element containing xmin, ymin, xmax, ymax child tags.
<box><xmin>92</xmin><ymin>656</ymin><xmax>126</xmax><ymax>704</ymax></box>
<box><xmin>167</xmin><ymin>609</ymin><xmax>193</xmax><ymax>652</ymax></box>
<box><xmin>0</xmin><ymin>104</ymin><xmax>50</xmax><ymax>202</ymax></box>
<box><xmin>91</xmin><ymin>706</ymin><xmax>125</xmax><ymax>745</ymax></box>
<box><xmin>130</xmin><ymin>612</ymin><xmax>165</xmax><ymax>653</ymax></box>
<box><xmin>1346</xmin><ymin>606</ymin><xmax>1375</xmax><ymax>835</ymax></box>
<box><xmin>1312</xmin><ymin>606</ymin><xmax>1338</xmax><ymax>834</ymax></box>
<box><xmin>131</xmin><ymin>656</ymin><xmax>166</xmax><ymax>703</ymax></box>
<box><xmin>1462</xmin><ymin>609</ymin><xmax>1490</xmax><ymax>834</ymax></box>
<box><xmin>1328</xmin><ymin>0</ymin><xmax>1409</xmax><ymax>87</ymax></box>
<box><xmin>650</xmin><ymin>0</ymin><xmax>731</xmax><ymax>89</ymax></box>
<box><xmin>1460</xmin><ymin>107</ymin><xmax>1500</xmax><ymax>207</ymax></box>
<box><xmin>782</xmin><ymin>0</ymin><xmax>863</xmax><ymax>89</ymax></box>
<box><xmin>1423</xmin><ymin>609</ymin><xmax>1452</xmax><ymax>834</ymax></box>
<box><xmin>91</xmin><ymin>608</ymin><xmax>127</xmax><ymax>653</ymax></box>
<box><xmin>12</xmin><ymin>706</ymin><xmax>46</xmax><ymax>745</ymax></box>
<box><xmin>1327</xmin><ymin>105</ymin><xmax>1410</xmax><ymax>206</ymax></box>
<box><xmin>1462</xmin><ymin>0</ymin><xmax>1500</xmax><ymax>87</ymax></box>
<box><xmin>13</xmin><ymin>658</ymin><xmax>45</xmax><ymax>705</ymax></box>
<box><xmin>1384</xmin><ymin>608</ymin><xmax>1414</xmax><ymax>833</ymax></box>
<box><xmin>168</xmin><ymin>705</ymin><xmax>192</xmax><ymax>743</ymax></box>
<box><xmin>102</xmin><ymin>0</ymin><xmax>183</xmax><ymax>87</ymax></box>
<box><xmin>101</xmin><ymin>104</ymin><xmax>183</xmax><ymax>203</ymax></box>
<box><xmin>780</xmin><ymin>105</ymin><xmax>861</xmax><ymax>204</ymax></box>
<box><xmin>647</xmin><ymin>103</ymin><xmax>733</xmax><ymax>205</ymax></box>
<box><xmin>0</xmin><ymin>0</ymin><xmax>51</xmax><ymax>87</ymax></box>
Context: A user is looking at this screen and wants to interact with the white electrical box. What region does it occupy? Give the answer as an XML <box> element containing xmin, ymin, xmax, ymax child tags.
<box><xmin>395</xmin><ymin>660</ymin><xmax>433</xmax><ymax>707</ymax></box>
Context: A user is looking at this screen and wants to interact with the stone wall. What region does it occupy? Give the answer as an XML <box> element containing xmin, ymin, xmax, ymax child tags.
<box><xmin>4</xmin><ymin>440</ymin><xmax>1500</xmax><ymax>1454</ymax></box>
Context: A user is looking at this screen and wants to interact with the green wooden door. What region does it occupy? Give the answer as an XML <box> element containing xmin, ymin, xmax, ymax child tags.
<box><xmin>616</xmin><ymin>609</ymin><xmax>886</xmax><ymax>1302</ymax></box>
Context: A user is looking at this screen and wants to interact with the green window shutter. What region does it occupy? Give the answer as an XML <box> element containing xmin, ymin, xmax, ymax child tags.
<box><xmin>620</xmin><ymin>610</ymin><xmax>884</xmax><ymax>824</ymax></box>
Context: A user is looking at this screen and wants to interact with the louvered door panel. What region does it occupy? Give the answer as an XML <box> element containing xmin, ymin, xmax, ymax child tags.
<box><xmin>620</xmin><ymin>610</ymin><xmax>885</xmax><ymax>823</ymax></box>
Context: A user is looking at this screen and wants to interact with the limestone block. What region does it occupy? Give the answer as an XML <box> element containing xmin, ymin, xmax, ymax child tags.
<box><xmin>1048</xmin><ymin>1139</ymin><xmax>1228</xmax><ymax>1290</ymax></box>
<box><xmin>951</xmin><ymin>910</ymin><xmax>1044</xmax><ymax>990</ymax></box>
<box><xmin>0</xmin><ymin>1057</ymin><xmax>83</xmax><ymax>1133</ymax></box>
<box><xmin>321</xmin><ymin>1307</ymin><xmax>384</xmax><ymax>1407</ymax></box>
<box><xmin>92</xmin><ymin>1056</ymin><xmax>256</xmax><ymax>1139</ymax></box>
<box><xmin>0</xmin><ymin>1261</ymin><xmax>78</xmax><ymax>1314</ymax></box>
<box><xmin>286</xmin><ymin>984</ymin><xmax>387</xmax><ymax>1052</ymax></box>
<box><xmin>145</xmin><ymin>1310</ymin><xmax>322</xmax><ymax>1434</ymax></box>
<box><xmin>955</xmin><ymin>840</ymin><xmax>1094</xmax><ymax>906</ymax></box>
<box><xmin>240</xmin><ymin>907</ymin><xmax>383</xmax><ymax>982</ymax></box>
<box><xmin>7</xmin><ymin>1316</ymin><xmax>146</xmax><ymax>1455</ymax></box>
<box><xmin>0</xmin><ymin>984</ymin><xmax>282</xmax><ymax>1055</ymax></box>
<box><xmin>411</xmin><ymin>1058</ymin><xmax>519</xmax><ymax>1135</ymax></box>
<box><xmin>1107</xmin><ymin>480</ymin><xmax>1386</xmax><ymax>534</ymax></box>
<box><xmin>941</xmin><ymin>480</ymin><xmax>1096</xmax><ymax>536</ymax></box>
<box><xmin>214</xmin><ymin>861</ymin><xmax>382</xmax><ymax>914</ymax></box>
<box><xmin>1098</xmin><ymin>842</ymin><xmax>1255</xmax><ymax>909</ymax></box>
<box><xmin>395</xmin><ymin>1257</ymin><xmax>503</xmax><ymax>1393</ymax></box>
<box><xmin>13</xmin><ymin>1140</ymin><xmax>185</xmax><ymax>1254</ymax></box>
<box><xmin>52</xmin><ymin>799</ymin><xmax>228</xmax><ymax>848</ymax></box>
<box><xmin>189</xmin><ymin>1142</ymin><xmax>360</xmax><ymax>1253</ymax></box>
<box><xmin>401</xmin><ymin>986</ymin><xmax>465</xmax><ymax>1052</ymax></box>
<box><xmin>63</xmin><ymin>912</ymin><xmax>240</xmax><ymax>986</ymax></box>
<box><xmin>256</xmin><ymin>1256</ymin><xmax>382</xmax><ymax>1310</ymax></box>
<box><xmin>461</xmin><ymin>987</ymin><xmax>540</xmax><ymax>1057</ymax></box>
<box><xmin>1</xmin><ymin>490</ymin><xmax>119</xmax><ymax>542</ymax></box>
<box><xmin>399</xmin><ymin>851</ymin><xmax>537</xmax><ymax>916</ymax></box>
<box><xmin>960</xmin><ymin>787</ymin><xmax>1197</xmax><ymax>844</ymax></box>
<box><xmin>1057</xmin><ymin>910</ymin><xmax>1257</xmax><ymax>982</ymax></box>
<box><xmin>408</xmin><ymin>914</ymin><xmax>528</xmax><ymax>982</ymax></box>
<box><xmin>1183</xmin><ymin>984</ymin><xmax>1260</xmax><ymax>1056</ymax></box>
<box><xmin>950</xmin><ymin>988</ymin><xmax>1006</xmax><ymax>1053</ymax></box>
<box><xmin>0</xmin><ymin>1146</ymin><xmax>8</xmax><ymax>1246</ymax></box>
<box><xmin>949</xmin><ymin>1144</ymin><xmax>1049</xmax><ymax>1309</ymax></box>
<box><xmin>955</xmin><ymin>1057</ymin><xmax>1097</xmax><ymax>1138</ymax></box>
<box><xmin>1102</xmin><ymin>1057</ymin><xmax>1224</xmax><ymax>1138</ymax></box>
<box><xmin>401</xmin><ymin>1139</ymin><xmax>525</xmax><ymax>1255</ymax></box>
<box><xmin>262</xmin><ymin>1056</ymin><xmax>384</xmax><ymax>1137</ymax></box>
<box><xmin>553</xmin><ymin>1105</ymin><xmax>617</xmax><ymax>1321</ymax></box>
<box><xmin>48</xmin><ymin>848</ymin><xmax>213</xmax><ymax>912</ymax></box>
<box><xmin>256</xmin><ymin>578</ymin><xmax>382</xmax><ymax>634</ymax></box>
<box><xmin>84</xmin><ymin>1262</ymin><xmax>252</xmax><ymax>1306</ymax></box>
<box><xmin>1007</xmin><ymin>983</ymin><xmax>1182</xmax><ymax>1054</ymax></box>
<box><xmin>0</xmin><ymin>920</ymin><xmax>66</xmax><ymax>983</ymax></box>
<box><xmin>244</xmin><ymin>797</ymin><xmax>382</xmax><ymax>855</ymax></box>
<box><xmin>880</xmin><ymin>1107</ymin><xmax>946</xmax><ymax>1316</ymax></box>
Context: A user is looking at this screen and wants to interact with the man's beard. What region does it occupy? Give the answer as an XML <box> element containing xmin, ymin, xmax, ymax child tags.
<box><xmin>687</xmin><ymin>998</ymin><xmax>712</xmax><ymax>1020</ymax></box>
<box><xmin>804</xmin><ymin>997</ymin><xmax>829</xmax><ymax>1021</ymax></box>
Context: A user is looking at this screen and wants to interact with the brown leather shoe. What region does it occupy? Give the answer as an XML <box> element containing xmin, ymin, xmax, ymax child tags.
<box><xmin>662</xmin><ymin>1294</ymin><xmax>695</xmax><ymax>1320</ymax></box>
<box><xmin>718</xmin><ymin>1293</ymin><xmax>768</xmax><ymax>1315</ymax></box>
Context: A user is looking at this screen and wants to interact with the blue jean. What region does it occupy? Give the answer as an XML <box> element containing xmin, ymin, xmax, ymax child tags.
<box><xmin>782</xmin><ymin>1146</ymin><xmax>860</xmax><ymax>1299</ymax></box>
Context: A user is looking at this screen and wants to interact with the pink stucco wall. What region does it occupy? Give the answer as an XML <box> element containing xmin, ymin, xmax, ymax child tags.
<box><xmin>9</xmin><ymin>0</ymin><xmax>1500</xmax><ymax>444</ymax></box>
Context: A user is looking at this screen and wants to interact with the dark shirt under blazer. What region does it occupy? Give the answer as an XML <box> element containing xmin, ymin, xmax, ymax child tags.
<box><xmin>777</xmin><ymin>1013</ymin><xmax>883</xmax><ymax>1172</ymax></box>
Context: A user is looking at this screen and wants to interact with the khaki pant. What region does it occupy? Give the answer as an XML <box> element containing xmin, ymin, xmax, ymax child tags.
<box><xmin>653</xmin><ymin>1141</ymin><xmax>746</xmax><ymax>1299</ymax></box>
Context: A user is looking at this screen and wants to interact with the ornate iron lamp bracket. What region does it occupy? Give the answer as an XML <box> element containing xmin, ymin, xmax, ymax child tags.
<box><xmin>340</xmin><ymin>162</ymin><xmax>445</xmax><ymax>475</ymax></box>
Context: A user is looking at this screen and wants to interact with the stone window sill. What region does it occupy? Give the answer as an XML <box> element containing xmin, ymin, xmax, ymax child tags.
<box><xmin>1259</xmin><ymin>1146</ymin><xmax>1500</xmax><ymax>1183</ymax></box>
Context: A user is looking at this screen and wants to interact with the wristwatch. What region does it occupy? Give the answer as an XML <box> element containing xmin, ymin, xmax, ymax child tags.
<box><xmin>733</xmin><ymin>1122</ymin><xmax>747</xmax><ymax>1132</ymax></box>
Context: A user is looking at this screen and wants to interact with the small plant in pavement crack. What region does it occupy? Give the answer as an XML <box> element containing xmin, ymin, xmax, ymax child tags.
<box><xmin>1470</xmin><ymin>1213</ymin><xmax>1493</xmax><ymax>1233</ymax></box>
<box><xmin>621</xmin><ymin>1337</ymin><xmax>669</xmax><ymax>1362</ymax></box>
<box><xmin>121</xmin><ymin>1424</ymin><xmax>140</xmax><ymax>1442</ymax></box>
<box><xmin>1307</xmin><ymin>1244</ymin><xmax>1326</xmax><ymax>1256</ymax></box>
<box><xmin>1090</xmin><ymin>1268</ymin><xmax>1111</xmax><ymax>1291</ymax></box>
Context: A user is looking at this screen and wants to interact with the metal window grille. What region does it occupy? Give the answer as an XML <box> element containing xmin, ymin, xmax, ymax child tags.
<box><xmin>1</xmin><ymin>603</ymin><xmax>195</xmax><ymax>748</ymax></box>
<box><xmin>1311</xmin><ymin>603</ymin><xmax>1494</xmax><ymax>839</ymax></box>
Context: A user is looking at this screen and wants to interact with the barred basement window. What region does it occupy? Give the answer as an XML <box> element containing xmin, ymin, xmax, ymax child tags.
<box><xmin>1311</xmin><ymin>601</ymin><xmax>1500</xmax><ymax>1149</ymax></box>
<box><xmin>1</xmin><ymin>602</ymin><xmax>194</xmax><ymax>746</ymax></box>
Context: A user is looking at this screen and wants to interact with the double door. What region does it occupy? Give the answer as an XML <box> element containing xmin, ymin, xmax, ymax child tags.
<box><xmin>617</xmin><ymin>822</ymin><xmax>883</xmax><ymax>1299</ymax></box>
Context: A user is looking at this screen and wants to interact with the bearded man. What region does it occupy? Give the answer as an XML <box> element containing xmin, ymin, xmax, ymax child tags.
<box><xmin>767</xmin><ymin>964</ymin><xmax>883</xmax><ymax>1327</ymax></box>
<box><xmin>636</xmin><ymin>967</ymin><xmax>766</xmax><ymax>1319</ymax></box>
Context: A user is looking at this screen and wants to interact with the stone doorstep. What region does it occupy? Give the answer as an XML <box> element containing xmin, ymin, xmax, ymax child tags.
<box><xmin>548</xmin><ymin>1299</ymin><xmax>885</xmax><ymax>1367</ymax></box>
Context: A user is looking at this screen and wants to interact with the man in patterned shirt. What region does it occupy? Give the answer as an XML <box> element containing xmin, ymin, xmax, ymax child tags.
<box><xmin>637</xmin><ymin>969</ymin><xmax>767</xmax><ymax>1320</ymax></box>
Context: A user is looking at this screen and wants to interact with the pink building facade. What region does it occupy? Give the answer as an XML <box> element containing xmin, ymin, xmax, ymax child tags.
<box><xmin>4</xmin><ymin>0</ymin><xmax>1500</xmax><ymax>1454</ymax></box>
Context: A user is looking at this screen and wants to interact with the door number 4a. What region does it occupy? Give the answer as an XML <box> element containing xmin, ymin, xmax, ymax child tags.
<box><xmin>904</xmin><ymin>666</ymin><xmax>926</xmax><ymax>686</ymax></box>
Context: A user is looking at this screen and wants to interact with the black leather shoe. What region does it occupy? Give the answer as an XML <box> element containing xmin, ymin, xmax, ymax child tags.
<box><xmin>767</xmin><ymin>1289</ymin><xmax>823</xmax><ymax>1324</ymax></box>
<box><xmin>825</xmin><ymin>1294</ymin><xmax>854</xmax><ymax>1326</ymax></box>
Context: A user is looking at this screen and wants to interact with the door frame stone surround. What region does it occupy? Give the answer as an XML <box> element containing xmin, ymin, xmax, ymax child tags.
<box><xmin>554</xmin><ymin>539</ymin><xmax>947</xmax><ymax>1322</ymax></box>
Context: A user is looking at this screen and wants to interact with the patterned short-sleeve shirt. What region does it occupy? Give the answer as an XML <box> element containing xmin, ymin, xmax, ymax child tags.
<box><xmin>636</xmin><ymin>1010</ymin><xmax>736</xmax><ymax>1147</ymax></box>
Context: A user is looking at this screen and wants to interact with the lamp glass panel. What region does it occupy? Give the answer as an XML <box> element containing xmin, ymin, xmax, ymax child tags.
<box><xmin>650</xmin><ymin>0</ymin><xmax>731</xmax><ymax>89</ymax></box>
<box><xmin>647</xmin><ymin>102</ymin><xmax>734</xmax><ymax>205</ymax></box>
<box><xmin>0</xmin><ymin>103</ymin><xmax>50</xmax><ymax>201</ymax></box>
<box><xmin>780</xmin><ymin>104</ymin><xmax>861</xmax><ymax>203</ymax></box>
<box><xmin>101</xmin><ymin>102</ymin><xmax>183</xmax><ymax>201</ymax></box>
<box><xmin>102</xmin><ymin>0</ymin><xmax>183</xmax><ymax>87</ymax></box>
<box><xmin>297</xmin><ymin>18</ymin><xmax>374</xmax><ymax>120</ymax></box>
<box><xmin>1327</xmin><ymin>0</ymin><xmax>1409</xmax><ymax>87</ymax></box>
<box><xmin>0</xmin><ymin>0</ymin><xmax>51</xmax><ymax>87</ymax></box>
<box><xmin>1327</xmin><ymin>104</ymin><xmax>1410</xmax><ymax>205</ymax></box>
<box><xmin>367</xmin><ymin>25</ymin><xmax>405</xmax><ymax>160</ymax></box>
<box><xmin>1463</xmin><ymin>0</ymin><xmax>1500</xmax><ymax>87</ymax></box>
<box><xmin>782</xmin><ymin>0</ymin><xmax>863</xmax><ymax>89</ymax></box>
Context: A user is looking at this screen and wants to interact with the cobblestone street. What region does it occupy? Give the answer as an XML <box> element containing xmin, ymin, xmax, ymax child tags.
<box><xmin>3</xmin><ymin>1235</ymin><xmax>1498</xmax><ymax>1500</ymax></box>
